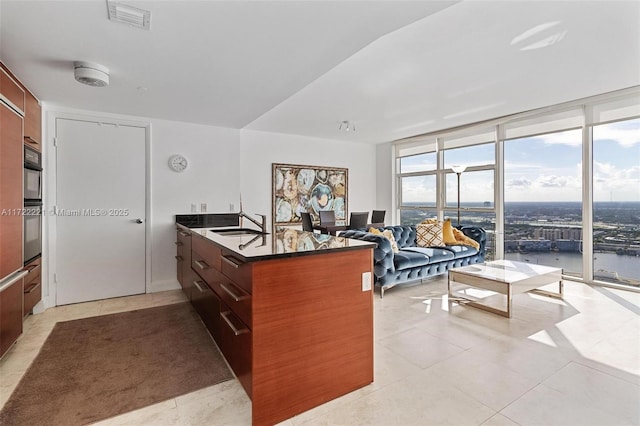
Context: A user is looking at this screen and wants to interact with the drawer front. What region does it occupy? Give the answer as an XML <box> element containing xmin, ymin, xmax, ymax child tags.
<box><xmin>23</xmin><ymin>258</ymin><xmax>41</xmax><ymax>284</ymax></box>
<box><xmin>220</xmin><ymin>253</ymin><xmax>252</xmax><ymax>294</ymax></box>
<box><xmin>191</xmin><ymin>253</ymin><xmax>222</xmax><ymax>285</ymax></box>
<box><xmin>217</xmin><ymin>275</ymin><xmax>252</xmax><ymax>328</ymax></box>
<box><xmin>191</xmin><ymin>279</ymin><xmax>222</xmax><ymax>342</ymax></box>
<box><xmin>23</xmin><ymin>278</ymin><xmax>41</xmax><ymax>315</ymax></box>
<box><xmin>220</xmin><ymin>309</ymin><xmax>252</xmax><ymax>397</ymax></box>
<box><xmin>192</xmin><ymin>235</ymin><xmax>221</xmax><ymax>271</ymax></box>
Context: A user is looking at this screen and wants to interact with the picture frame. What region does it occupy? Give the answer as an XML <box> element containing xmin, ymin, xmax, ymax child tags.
<box><xmin>272</xmin><ymin>163</ymin><xmax>348</xmax><ymax>227</ymax></box>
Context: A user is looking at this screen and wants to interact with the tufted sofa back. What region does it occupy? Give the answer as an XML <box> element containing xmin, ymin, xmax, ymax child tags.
<box><xmin>383</xmin><ymin>226</ymin><xmax>417</xmax><ymax>248</ymax></box>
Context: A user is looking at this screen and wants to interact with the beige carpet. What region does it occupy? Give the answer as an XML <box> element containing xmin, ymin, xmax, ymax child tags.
<box><xmin>0</xmin><ymin>302</ymin><xmax>234</xmax><ymax>425</ymax></box>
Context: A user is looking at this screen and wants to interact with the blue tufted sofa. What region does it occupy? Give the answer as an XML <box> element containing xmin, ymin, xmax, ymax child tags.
<box><xmin>341</xmin><ymin>225</ymin><xmax>486</xmax><ymax>297</ymax></box>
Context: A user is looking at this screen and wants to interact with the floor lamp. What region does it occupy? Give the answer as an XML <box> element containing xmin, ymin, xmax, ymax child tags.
<box><xmin>451</xmin><ymin>165</ymin><xmax>467</xmax><ymax>227</ymax></box>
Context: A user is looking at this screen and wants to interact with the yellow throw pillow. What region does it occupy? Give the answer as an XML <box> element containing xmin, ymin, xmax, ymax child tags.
<box><xmin>416</xmin><ymin>223</ymin><xmax>444</xmax><ymax>247</ymax></box>
<box><xmin>369</xmin><ymin>227</ymin><xmax>399</xmax><ymax>253</ymax></box>
<box><xmin>452</xmin><ymin>228</ymin><xmax>480</xmax><ymax>250</ymax></box>
<box><xmin>442</xmin><ymin>219</ymin><xmax>457</xmax><ymax>245</ymax></box>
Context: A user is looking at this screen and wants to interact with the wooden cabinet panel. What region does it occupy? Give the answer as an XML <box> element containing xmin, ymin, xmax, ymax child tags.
<box><xmin>176</xmin><ymin>229</ymin><xmax>193</xmax><ymax>299</ymax></box>
<box><xmin>0</xmin><ymin>103</ymin><xmax>24</xmax><ymax>279</ymax></box>
<box><xmin>191</xmin><ymin>279</ymin><xmax>222</xmax><ymax>343</ymax></box>
<box><xmin>0</xmin><ymin>277</ymin><xmax>24</xmax><ymax>358</ymax></box>
<box><xmin>0</xmin><ymin>68</ymin><xmax>25</xmax><ymax>115</ymax></box>
<box><xmin>217</xmin><ymin>275</ymin><xmax>251</xmax><ymax>328</ymax></box>
<box><xmin>220</xmin><ymin>309</ymin><xmax>252</xmax><ymax>397</ymax></box>
<box><xmin>23</xmin><ymin>90</ymin><xmax>41</xmax><ymax>151</ymax></box>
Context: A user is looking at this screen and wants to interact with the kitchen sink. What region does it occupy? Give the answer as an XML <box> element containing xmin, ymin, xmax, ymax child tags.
<box><xmin>212</xmin><ymin>228</ymin><xmax>268</xmax><ymax>236</ymax></box>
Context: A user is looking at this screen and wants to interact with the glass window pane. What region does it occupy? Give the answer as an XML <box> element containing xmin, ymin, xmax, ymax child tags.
<box><xmin>504</xmin><ymin>129</ymin><xmax>583</xmax><ymax>278</ymax></box>
<box><xmin>400</xmin><ymin>152</ymin><xmax>436</xmax><ymax>173</ymax></box>
<box><xmin>400</xmin><ymin>209</ymin><xmax>438</xmax><ymax>226</ymax></box>
<box><xmin>444</xmin><ymin>143</ymin><xmax>495</xmax><ymax>169</ymax></box>
<box><xmin>592</xmin><ymin>118</ymin><xmax>640</xmax><ymax>287</ymax></box>
<box><xmin>446</xmin><ymin>170</ymin><xmax>494</xmax><ymax>208</ymax></box>
<box><xmin>401</xmin><ymin>175</ymin><xmax>437</xmax><ymax>207</ymax></box>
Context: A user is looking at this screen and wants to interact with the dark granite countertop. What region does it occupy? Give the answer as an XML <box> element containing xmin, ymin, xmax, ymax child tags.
<box><xmin>177</xmin><ymin>220</ymin><xmax>375</xmax><ymax>262</ymax></box>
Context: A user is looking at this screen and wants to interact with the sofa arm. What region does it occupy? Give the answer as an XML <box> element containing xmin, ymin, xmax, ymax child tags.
<box><xmin>340</xmin><ymin>230</ymin><xmax>396</xmax><ymax>279</ymax></box>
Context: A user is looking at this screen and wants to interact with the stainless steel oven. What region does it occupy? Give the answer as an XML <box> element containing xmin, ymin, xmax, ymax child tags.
<box><xmin>24</xmin><ymin>145</ymin><xmax>42</xmax><ymax>201</ymax></box>
<box><xmin>24</xmin><ymin>201</ymin><xmax>42</xmax><ymax>264</ymax></box>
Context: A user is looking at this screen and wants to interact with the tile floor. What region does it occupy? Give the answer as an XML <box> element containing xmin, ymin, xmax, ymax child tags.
<box><xmin>1</xmin><ymin>278</ymin><xmax>639</xmax><ymax>425</ymax></box>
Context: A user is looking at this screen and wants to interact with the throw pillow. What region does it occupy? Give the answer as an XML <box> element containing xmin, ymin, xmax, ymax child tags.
<box><xmin>420</xmin><ymin>218</ymin><xmax>439</xmax><ymax>225</ymax></box>
<box><xmin>442</xmin><ymin>219</ymin><xmax>457</xmax><ymax>245</ymax></box>
<box><xmin>416</xmin><ymin>223</ymin><xmax>444</xmax><ymax>247</ymax></box>
<box><xmin>452</xmin><ymin>228</ymin><xmax>480</xmax><ymax>250</ymax></box>
<box><xmin>369</xmin><ymin>227</ymin><xmax>399</xmax><ymax>253</ymax></box>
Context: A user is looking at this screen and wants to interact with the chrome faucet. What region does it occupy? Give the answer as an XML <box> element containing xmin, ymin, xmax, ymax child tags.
<box><xmin>238</xmin><ymin>211</ymin><xmax>267</xmax><ymax>233</ymax></box>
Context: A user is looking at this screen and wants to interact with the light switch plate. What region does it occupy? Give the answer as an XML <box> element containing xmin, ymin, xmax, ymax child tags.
<box><xmin>362</xmin><ymin>272</ymin><xmax>372</xmax><ymax>292</ymax></box>
<box><xmin>191</xmin><ymin>203</ymin><xmax>197</xmax><ymax>213</ymax></box>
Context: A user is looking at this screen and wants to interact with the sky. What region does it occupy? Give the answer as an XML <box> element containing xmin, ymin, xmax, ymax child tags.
<box><xmin>400</xmin><ymin>118</ymin><xmax>640</xmax><ymax>203</ymax></box>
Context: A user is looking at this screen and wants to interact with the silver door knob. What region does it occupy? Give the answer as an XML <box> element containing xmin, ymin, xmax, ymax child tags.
<box><xmin>135</xmin><ymin>218</ymin><xmax>144</xmax><ymax>224</ymax></box>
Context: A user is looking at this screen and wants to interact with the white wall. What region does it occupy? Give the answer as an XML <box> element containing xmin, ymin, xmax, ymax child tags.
<box><xmin>150</xmin><ymin>119</ymin><xmax>240</xmax><ymax>290</ymax></box>
<box><xmin>239</xmin><ymin>130</ymin><xmax>378</xmax><ymax>230</ymax></box>
<box><xmin>42</xmin><ymin>105</ymin><xmax>241</xmax><ymax>307</ymax></box>
<box><xmin>375</xmin><ymin>141</ymin><xmax>394</xmax><ymax>224</ymax></box>
<box><xmin>42</xmin><ymin>108</ymin><xmax>379</xmax><ymax>307</ymax></box>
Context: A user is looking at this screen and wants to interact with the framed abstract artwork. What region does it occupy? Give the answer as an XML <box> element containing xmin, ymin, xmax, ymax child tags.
<box><xmin>272</xmin><ymin>163</ymin><xmax>348</xmax><ymax>226</ymax></box>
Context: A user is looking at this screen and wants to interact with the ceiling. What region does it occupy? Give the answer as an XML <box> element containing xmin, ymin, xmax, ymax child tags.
<box><xmin>1</xmin><ymin>1</ymin><xmax>639</xmax><ymax>144</ymax></box>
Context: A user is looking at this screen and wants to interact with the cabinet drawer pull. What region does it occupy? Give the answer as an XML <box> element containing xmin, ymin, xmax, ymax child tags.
<box><xmin>24</xmin><ymin>282</ymin><xmax>41</xmax><ymax>294</ymax></box>
<box><xmin>174</xmin><ymin>241</ymin><xmax>184</xmax><ymax>246</ymax></box>
<box><xmin>193</xmin><ymin>280</ymin><xmax>206</xmax><ymax>292</ymax></box>
<box><xmin>175</xmin><ymin>255</ymin><xmax>184</xmax><ymax>261</ymax></box>
<box><xmin>194</xmin><ymin>260</ymin><xmax>209</xmax><ymax>270</ymax></box>
<box><xmin>23</xmin><ymin>264</ymin><xmax>40</xmax><ymax>273</ymax></box>
<box><xmin>179</xmin><ymin>231</ymin><xmax>190</xmax><ymax>237</ymax></box>
<box><xmin>221</xmin><ymin>256</ymin><xmax>241</xmax><ymax>269</ymax></box>
<box><xmin>220</xmin><ymin>282</ymin><xmax>249</xmax><ymax>302</ymax></box>
<box><xmin>221</xmin><ymin>311</ymin><xmax>250</xmax><ymax>336</ymax></box>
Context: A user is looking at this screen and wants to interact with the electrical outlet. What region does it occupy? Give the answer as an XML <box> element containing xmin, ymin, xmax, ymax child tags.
<box><xmin>191</xmin><ymin>203</ymin><xmax>197</xmax><ymax>213</ymax></box>
<box><xmin>229</xmin><ymin>203</ymin><xmax>235</xmax><ymax>212</ymax></box>
<box><xmin>200</xmin><ymin>203</ymin><xmax>207</xmax><ymax>212</ymax></box>
<box><xmin>362</xmin><ymin>272</ymin><xmax>372</xmax><ymax>292</ymax></box>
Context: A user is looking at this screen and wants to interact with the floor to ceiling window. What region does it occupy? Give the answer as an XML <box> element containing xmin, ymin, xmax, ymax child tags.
<box><xmin>503</xmin><ymin>129</ymin><xmax>583</xmax><ymax>279</ymax></box>
<box><xmin>592</xmin><ymin>117</ymin><xmax>640</xmax><ymax>286</ymax></box>
<box><xmin>394</xmin><ymin>87</ymin><xmax>639</xmax><ymax>289</ymax></box>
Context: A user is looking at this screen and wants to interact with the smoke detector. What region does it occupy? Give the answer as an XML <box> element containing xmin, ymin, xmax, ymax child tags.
<box><xmin>74</xmin><ymin>61</ymin><xmax>109</xmax><ymax>87</ymax></box>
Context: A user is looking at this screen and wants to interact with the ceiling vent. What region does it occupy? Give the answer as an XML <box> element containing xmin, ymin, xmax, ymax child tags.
<box><xmin>74</xmin><ymin>61</ymin><xmax>110</xmax><ymax>87</ymax></box>
<box><xmin>107</xmin><ymin>1</ymin><xmax>151</xmax><ymax>30</ymax></box>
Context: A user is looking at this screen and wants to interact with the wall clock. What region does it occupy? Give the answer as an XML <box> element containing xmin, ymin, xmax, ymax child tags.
<box><xmin>168</xmin><ymin>154</ymin><xmax>188</xmax><ymax>172</ymax></box>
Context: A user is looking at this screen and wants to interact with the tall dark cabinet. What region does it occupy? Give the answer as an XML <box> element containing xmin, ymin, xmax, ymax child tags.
<box><xmin>0</xmin><ymin>62</ymin><xmax>42</xmax><ymax>358</ymax></box>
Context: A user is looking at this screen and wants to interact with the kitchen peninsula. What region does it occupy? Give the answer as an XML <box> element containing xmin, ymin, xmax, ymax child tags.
<box><xmin>175</xmin><ymin>214</ymin><xmax>375</xmax><ymax>426</ymax></box>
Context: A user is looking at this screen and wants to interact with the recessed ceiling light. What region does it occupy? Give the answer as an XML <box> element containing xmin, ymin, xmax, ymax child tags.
<box><xmin>107</xmin><ymin>1</ymin><xmax>151</xmax><ymax>30</ymax></box>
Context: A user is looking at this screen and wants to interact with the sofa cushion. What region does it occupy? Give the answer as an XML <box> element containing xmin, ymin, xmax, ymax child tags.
<box><xmin>393</xmin><ymin>249</ymin><xmax>431</xmax><ymax>271</ymax></box>
<box><xmin>403</xmin><ymin>247</ymin><xmax>455</xmax><ymax>263</ymax></box>
<box><xmin>443</xmin><ymin>244</ymin><xmax>478</xmax><ymax>259</ymax></box>
<box><xmin>416</xmin><ymin>223</ymin><xmax>444</xmax><ymax>247</ymax></box>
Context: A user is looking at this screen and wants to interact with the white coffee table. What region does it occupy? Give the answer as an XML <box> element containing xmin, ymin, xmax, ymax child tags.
<box><xmin>448</xmin><ymin>260</ymin><xmax>563</xmax><ymax>318</ymax></box>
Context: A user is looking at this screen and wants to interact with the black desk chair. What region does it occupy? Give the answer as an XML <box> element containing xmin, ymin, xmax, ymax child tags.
<box><xmin>371</xmin><ymin>210</ymin><xmax>386</xmax><ymax>224</ymax></box>
<box><xmin>348</xmin><ymin>212</ymin><xmax>369</xmax><ymax>230</ymax></box>
<box><xmin>301</xmin><ymin>212</ymin><xmax>314</xmax><ymax>232</ymax></box>
<box><xmin>319</xmin><ymin>210</ymin><xmax>336</xmax><ymax>225</ymax></box>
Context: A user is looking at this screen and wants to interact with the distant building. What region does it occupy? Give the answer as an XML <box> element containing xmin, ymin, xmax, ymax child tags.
<box><xmin>533</xmin><ymin>227</ymin><xmax>582</xmax><ymax>241</ymax></box>
<box><xmin>555</xmin><ymin>239</ymin><xmax>581</xmax><ymax>252</ymax></box>
<box><xmin>519</xmin><ymin>239</ymin><xmax>551</xmax><ymax>252</ymax></box>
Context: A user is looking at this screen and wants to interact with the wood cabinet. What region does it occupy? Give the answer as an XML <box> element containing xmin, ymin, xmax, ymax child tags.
<box><xmin>0</xmin><ymin>67</ymin><xmax>25</xmax><ymax>114</ymax></box>
<box><xmin>0</xmin><ymin>93</ymin><xmax>24</xmax><ymax>280</ymax></box>
<box><xmin>181</xmin><ymin>230</ymin><xmax>374</xmax><ymax>426</ymax></box>
<box><xmin>23</xmin><ymin>90</ymin><xmax>42</xmax><ymax>151</ymax></box>
<box><xmin>23</xmin><ymin>258</ymin><xmax>42</xmax><ymax>316</ymax></box>
<box><xmin>0</xmin><ymin>276</ymin><xmax>24</xmax><ymax>358</ymax></box>
<box><xmin>175</xmin><ymin>228</ymin><xmax>194</xmax><ymax>299</ymax></box>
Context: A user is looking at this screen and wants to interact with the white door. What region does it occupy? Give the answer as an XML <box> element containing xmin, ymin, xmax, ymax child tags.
<box><xmin>55</xmin><ymin>118</ymin><xmax>146</xmax><ymax>305</ymax></box>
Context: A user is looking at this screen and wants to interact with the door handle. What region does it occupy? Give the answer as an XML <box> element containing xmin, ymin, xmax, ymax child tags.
<box><xmin>135</xmin><ymin>218</ymin><xmax>144</xmax><ymax>224</ymax></box>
